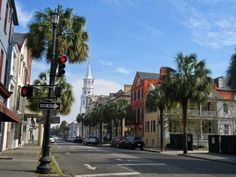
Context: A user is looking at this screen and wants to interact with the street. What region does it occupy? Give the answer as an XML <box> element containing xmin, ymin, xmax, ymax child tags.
<box><xmin>52</xmin><ymin>143</ymin><xmax>236</xmax><ymax>177</ymax></box>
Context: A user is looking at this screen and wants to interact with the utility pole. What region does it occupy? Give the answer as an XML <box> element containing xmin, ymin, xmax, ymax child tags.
<box><xmin>37</xmin><ymin>11</ymin><xmax>59</xmax><ymax>174</ymax></box>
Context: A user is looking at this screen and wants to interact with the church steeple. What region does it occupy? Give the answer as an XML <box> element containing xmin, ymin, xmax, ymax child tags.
<box><xmin>80</xmin><ymin>63</ymin><xmax>94</xmax><ymax>113</ymax></box>
<box><xmin>86</xmin><ymin>63</ymin><xmax>92</xmax><ymax>79</ymax></box>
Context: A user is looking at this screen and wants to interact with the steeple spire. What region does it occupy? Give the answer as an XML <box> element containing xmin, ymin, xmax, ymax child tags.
<box><xmin>86</xmin><ymin>63</ymin><xmax>92</xmax><ymax>79</ymax></box>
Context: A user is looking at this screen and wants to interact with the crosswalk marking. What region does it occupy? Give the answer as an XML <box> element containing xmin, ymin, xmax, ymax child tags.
<box><xmin>75</xmin><ymin>171</ymin><xmax>141</xmax><ymax>177</ymax></box>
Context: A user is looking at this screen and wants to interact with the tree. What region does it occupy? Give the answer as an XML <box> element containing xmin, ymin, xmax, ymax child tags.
<box><xmin>26</xmin><ymin>4</ymin><xmax>89</xmax><ymax>63</ymax></box>
<box><xmin>76</xmin><ymin>113</ymin><xmax>85</xmax><ymax>138</ymax></box>
<box><xmin>168</xmin><ymin>52</ymin><xmax>212</xmax><ymax>154</ymax></box>
<box><xmin>146</xmin><ymin>83</ymin><xmax>167</xmax><ymax>151</ymax></box>
<box><xmin>27</xmin><ymin>71</ymin><xmax>74</xmax><ymax>115</ymax></box>
<box><xmin>59</xmin><ymin>120</ymin><xmax>68</xmax><ymax>138</ymax></box>
<box><xmin>115</xmin><ymin>99</ymin><xmax>129</xmax><ymax>136</ymax></box>
<box><xmin>227</xmin><ymin>50</ymin><xmax>236</xmax><ymax>89</ymax></box>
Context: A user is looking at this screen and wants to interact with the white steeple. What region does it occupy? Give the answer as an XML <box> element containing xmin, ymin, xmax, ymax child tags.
<box><xmin>80</xmin><ymin>63</ymin><xmax>94</xmax><ymax>114</ymax></box>
<box><xmin>86</xmin><ymin>63</ymin><xmax>92</xmax><ymax>79</ymax></box>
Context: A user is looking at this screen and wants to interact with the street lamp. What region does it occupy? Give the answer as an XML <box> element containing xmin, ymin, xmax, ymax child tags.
<box><xmin>37</xmin><ymin>11</ymin><xmax>59</xmax><ymax>174</ymax></box>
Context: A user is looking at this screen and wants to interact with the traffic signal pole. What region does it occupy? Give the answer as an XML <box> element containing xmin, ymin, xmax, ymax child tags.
<box><xmin>37</xmin><ymin>12</ymin><xmax>59</xmax><ymax>174</ymax></box>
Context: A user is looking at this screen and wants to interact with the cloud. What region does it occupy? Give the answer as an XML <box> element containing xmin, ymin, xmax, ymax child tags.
<box><xmin>15</xmin><ymin>0</ymin><xmax>34</xmax><ymax>28</ymax></box>
<box><xmin>170</xmin><ymin>0</ymin><xmax>236</xmax><ymax>48</ymax></box>
<box><xmin>136</xmin><ymin>22</ymin><xmax>161</xmax><ymax>37</ymax></box>
<box><xmin>115</xmin><ymin>67</ymin><xmax>129</xmax><ymax>74</ymax></box>
<box><xmin>99</xmin><ymin>60</ymin><xmax>113</xmax><ymax>66</ymax></box>
<box><xmin>94</xmin><ymin>79</ymin><xmax>122</xmax><ymax>95</ymax></box>
<box><xmin>100</xmin><ymin>0</ymin><xmax>140</xmax><ymax>9</ymax></box>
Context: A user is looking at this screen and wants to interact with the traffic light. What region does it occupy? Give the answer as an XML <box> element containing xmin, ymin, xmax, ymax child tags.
<box><xmin>57</xmin><ymin>55</ymin><xmax>67</xmax><ymax>76</ymax></box>
<box><xmin>54</xmin><ymin>86</ymin><xmax>61</xmax><ymax>98</ymax></box>
<box><xmin>21</xmin><ymin>85</ymin><xmax>33</xmax><ymax>99</ymax></box>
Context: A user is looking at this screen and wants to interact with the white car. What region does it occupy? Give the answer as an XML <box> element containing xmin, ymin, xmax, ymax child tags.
<box><xmin>49</xmin><ymin>136</ymin><xmax>55</xmax><ymax>143</ymax></box>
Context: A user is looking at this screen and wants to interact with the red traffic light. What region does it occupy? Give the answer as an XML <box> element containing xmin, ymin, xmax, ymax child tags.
<box><xmin>21</xmin><ymin>85</ymin><xmax>33</xmax><ymax>98</ymax></box>
<box><xmin>59</xmin><ymin>55</ymin><xmax>67</xmax><ymax>63</ymax></box>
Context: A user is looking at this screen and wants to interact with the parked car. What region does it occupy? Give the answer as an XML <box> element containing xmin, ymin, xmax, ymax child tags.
<box><xmin>110</xmin><ymin>136</ymin><xmax>126</xmax><ymax>148</ymax></box>
<box><xmin>84</xmin><ymin>136</ymin><xmax>98</xmax><ymax>146</ymax></box>
<box><xmin>123</xmin><ymin>135</ymin><xmax>145</xmax><ymax>150</ymax></box>
<box><xmin>67</xmin><ymin>136</ymin><xmax>75</xmax><ymax>142</ymax></box>
<box><xmin>49</xmin><ymin>136</ymin><xmax>55</xmax><ymax>143</ymax></box>
<box><xmin>74</xmin><ymin>136</ymin><xmax>83</xmax><ymax>143</ymax></box>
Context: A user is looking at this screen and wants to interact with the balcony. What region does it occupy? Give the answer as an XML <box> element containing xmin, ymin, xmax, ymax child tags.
<box><xmin>165</xmin><ymin>109</ymin><xmax>218</xmax><ymax>118</ymax></box>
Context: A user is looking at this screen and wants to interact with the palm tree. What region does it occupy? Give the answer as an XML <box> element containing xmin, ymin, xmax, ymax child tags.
<box><xmin>146</xmin><ymin>83</ymin><xmax>167</xmax><ymax>151</ymax></box>
<box><xmin>227</xmin><ymin>50</ymin><xmax>236</xmax><ymax>89</ymax></box>
<box><xmin>76</xmin><ymin>113</ymin><xmax>85</xmax><ymax>138</ymax></box>
<box><xmin>27</xmin><ymin>71</ymin><xmax>74</xmax><ymax>115</ymax></box>
<box><xmin>26</xmin><ymin>4</ymin><xmax>89</xmax><ymax>63</ymax></box>
<box><xmin>115</xmin><ymin>99</ymin><xmax>129</xmax><ymax>136</ymax></box>
<box><xmin>169</xmin><ymin>52</ymin><xmax>212</xmax><ymax>154</ymax></box>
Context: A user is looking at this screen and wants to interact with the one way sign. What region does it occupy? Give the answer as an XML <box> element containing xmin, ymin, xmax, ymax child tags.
<box><xmin>39</xmin><ymin>102</ymin><xmax>60</xmax><ymax>110</ymax></box>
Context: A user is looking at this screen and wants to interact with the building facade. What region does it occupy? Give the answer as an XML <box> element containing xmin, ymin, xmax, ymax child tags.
<box><xmin>130</xmin><ymin>71</ymin><xmax>159</xmax><ymax>137</ymax></box>
<box><xmin>0</xmin><ymin>0</ymin><xmax>21</xmax><ymax>152</ymax></box>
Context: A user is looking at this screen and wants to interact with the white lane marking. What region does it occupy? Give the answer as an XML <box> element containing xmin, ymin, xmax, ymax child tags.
<box><xmin>75</xmin><ymin>172</ymin><xmax>140</xmax><ymax>177</ymax></box>
<box><xmin>84</xmin><ymin>164</ymin><xmax>96</xmax><ymax>170</ymax></box>
<box><xmin>118</xmin><ymin>163</ymin><xmax>166</xmax><ymax>166</ymax></box>
<box><xmin>112</xmin><ymin>153</ymin><xmax>139</xmax><ymax>159</ymax></box>
<box><xmin>116</xmin><ymin>158</ymin><xmax>122</xmax><ymax>161</ymax></box>
<box><xmin>66</xmin><ymin>152</ymin><xmax>71</xmax><ymax>155</ymax></box>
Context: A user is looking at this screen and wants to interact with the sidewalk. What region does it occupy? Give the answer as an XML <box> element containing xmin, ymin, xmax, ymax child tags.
<box><xmin>0</xmin><ymin>144</ymin><xmax>40</xmax><ymax>177</ymax></box>
<box><xmin>144</xmin><ymin>147</ymin><xmax>236</xmax><ymax>165</ymax></box>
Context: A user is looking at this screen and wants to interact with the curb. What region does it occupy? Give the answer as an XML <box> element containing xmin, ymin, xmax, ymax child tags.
<box><xmin>178</xmin><ymin>154</ymin><xmax>236</xmax><ymax>165</ymax></box>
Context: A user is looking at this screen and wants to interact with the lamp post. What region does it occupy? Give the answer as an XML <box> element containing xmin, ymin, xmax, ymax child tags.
<box><xmin>37</xmin><ymin>11</ymin><xmax>59</xmax><ymax>174</ymax></box>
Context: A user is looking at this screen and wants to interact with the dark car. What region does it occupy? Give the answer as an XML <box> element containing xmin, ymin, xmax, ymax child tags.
<box><xmin>110</xmin><ymin>136</ymin><xmax>126</xmax><ymax>148</ymax></box>
<box><xmin>74</xmin><ymin>136</ymin><xmax>83</xmax><ymax>143</ymax></box>
<box><xmin>84</xmin><ymin>136</ymin><xmax>98</xmax><ymax>146</ymax></box>
<box><xmin>123</xmin><ymin>135</ymin><xmax>145</xmax><ymax>150</ymax></box>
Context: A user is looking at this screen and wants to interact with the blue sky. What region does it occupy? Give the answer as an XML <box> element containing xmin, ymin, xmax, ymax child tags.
<box><xmin>15</xmin><ymin>0</ymin><xmax>236</xmax><ymax>123</ymax></box>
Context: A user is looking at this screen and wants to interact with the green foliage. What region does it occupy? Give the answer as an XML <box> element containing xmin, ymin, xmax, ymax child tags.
<box><xmin>227</xmin><ymin>52</ymin><xmax>236</xmax><ymax>89</ymax></box>
<box><xmin>26</xmin><ymin>4</ymin><xmax>89</xmax><ymax>63</ymax></box>
<box><xmin>27</xmin><ymin>71</ymin><xmax>74</xmax><ymax>115</ymax></box>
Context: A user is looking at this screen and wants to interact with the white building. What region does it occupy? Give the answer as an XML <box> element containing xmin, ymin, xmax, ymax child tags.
<box><xmin>68</xmin><ymin>121</ymin><xmax>80</xmax><ymax>138</ymax></box>
<box><xmin>80</xmin><ymin>63</ymin><xmax>94</xmax><ymax>114</ymax></box>
<box><xmin>79</xmin><ymin>63</ymin><xmax>94</xmax><ymax>137</ymax></box>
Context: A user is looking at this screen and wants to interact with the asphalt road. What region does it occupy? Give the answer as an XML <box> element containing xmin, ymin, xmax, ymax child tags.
<box><xmin>52</xmin><ymin>143</ymin><xmax>236</xmax><ymax>177</ymax></box>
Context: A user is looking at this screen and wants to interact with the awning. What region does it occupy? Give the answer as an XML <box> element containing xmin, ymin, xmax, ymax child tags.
<box><xmin>0</xmin><ymin>102</ymin><xmax>20</xmax><ymax>122</ymax></box>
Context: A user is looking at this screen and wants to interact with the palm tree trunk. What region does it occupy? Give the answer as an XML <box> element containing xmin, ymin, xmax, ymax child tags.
<box><xmin>182</xmin><ymin>101</ymin><xmax>188</xmax><ymax>154</ymax></box>
<box><xmin>120</xmin><ymin>119</ymin><xmax>123</xmax><ymax>136</ymax></box>
<box><xmin>115</xmin><ymin>121</ymin><xmax>118</xmax><ymax>136</ymax></box>
<box><xmin>82</xmin><ymin>122</ymin><xmax>84</xmax><ymax>138</ymax></box>
<box><xmin>99</xmin><ymin>121</ymin><xmax>102</xmax><ymax>144</ymax></box>
<box><xmin>89</xmin><ymin>125</ymin><xmax>91</xmax><ymax>135</ymax></box>
<box><xmin>160</xmin><ymin>108</ymin><xmax>164</xmax><ymax>151</ymax></box>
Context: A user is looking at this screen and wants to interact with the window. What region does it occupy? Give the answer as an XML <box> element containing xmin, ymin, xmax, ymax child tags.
<box><xmin>223</xmin><ymin>103</ymin><xmax>228</xmax><ymax>113</ymax></box>
<box><xmin>152</xmin><ymin>120</ymin><xmax>156</xmax><ymax>132</ymax></box>
<box><xmin>224</xmin><ymin>124</ymin><xmax>229</xmax><ymax>135</ymax></box>
<box><xmin>134</xmin><ymin>91</ymin><xmax>136</xmax><ymax>101</ymax></box>
<box><xmin>138</xmin><ymin>89</ymin><xmax>140</xmax><ymax>99</ymax></box>
<box><xmin>4</xmin><ymin>2</ymin><xmax>9</xmax><ymax>33</ymax></box>
<box><xmin>8</xmin><ymin>20</ymin><xmax>12</xmax><ymax>43</ymax></box>
<box><xmin>0</xmin><ymin>50</ymin><xmax>4</xmax><ymax>82</ymax></box>
<box><xmin>131</xmin><ymin>92</ymin><xmax>133</xmax><ymax>102</ymax></box>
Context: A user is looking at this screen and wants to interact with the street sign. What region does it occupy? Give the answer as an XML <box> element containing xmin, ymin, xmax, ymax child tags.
<box><xmin>51</xmin><ymin>116</ymin><xmax>60</xmax><ymax>124</ymax></box>
<box><xmin>39</xmin><ymin>102</ymin><xmax>60</xmax><ymax>110</ymax></box>
<box><xmin>37</xmin><ymin>116</ymin><xmax>60</xmax><ymax>124</ymax></box>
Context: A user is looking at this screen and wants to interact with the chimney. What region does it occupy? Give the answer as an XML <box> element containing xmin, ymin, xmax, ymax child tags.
<box><xmin>160</xmin><ymin>67</ymin><xmax>168</xmax><ymax>79</ymax></box>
